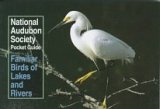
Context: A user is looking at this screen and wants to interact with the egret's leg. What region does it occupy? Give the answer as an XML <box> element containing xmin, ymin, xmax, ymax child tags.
<box><xmin>102</xmin><ymin>96</ymin><xmax>107</xmax><ymax>109</ymax></box>
<box><xmin>74</xmin><ymin>58</ymin><xmax>105</xmax><ymax>84</ymax></box>
<box><xmin>74</xmin><ymin>70</ymin><xmax>97</xmax><ymax>84</ymax></box>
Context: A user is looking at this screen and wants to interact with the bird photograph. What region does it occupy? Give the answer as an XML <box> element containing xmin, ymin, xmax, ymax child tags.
<box><xmin>48</xmin><ymin>11</ymin><xmax>135</xmax><ymax>84</ymax></box>
<box><xmin>46</xmin><ymin>4</ymin><xmax>158</xmax><ymax>108</ymax></box>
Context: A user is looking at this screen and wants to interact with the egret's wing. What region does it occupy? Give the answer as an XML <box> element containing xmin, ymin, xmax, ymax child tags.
<box><xmin>84</xmin><ymin>30</ymin><xmax>135</xmax><ymax>60</ymax></box>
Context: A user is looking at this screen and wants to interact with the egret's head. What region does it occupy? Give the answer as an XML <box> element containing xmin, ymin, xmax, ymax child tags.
<box><xmin>63</xmin><ymin>11</ymin><xmax>80</xmax><ymax>24</ymax></box>
<box><xmin>48</xmin><ymin>11</ymin><xmax>78</xmax><ymax>33</ymax></box>
<box><xmin>48</xmin><ymin>11</ymin><xmax>92</xmax><ymax>34</ymax></box>
<box><xmin>63</xmin><ymin>11</ymin><xmax>92</xmax><ymax>30</ymax></box>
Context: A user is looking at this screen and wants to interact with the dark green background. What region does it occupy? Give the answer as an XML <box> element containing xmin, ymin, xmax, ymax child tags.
<box><xmin>0</xmin><ymin>0</ymin><xmax>159</xmax><ymax>109</ymax></box>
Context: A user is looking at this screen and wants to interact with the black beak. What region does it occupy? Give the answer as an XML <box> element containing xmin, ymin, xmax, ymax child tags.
<box><xmin>48</xmin><ymin>21</ymin><xmax>66</xmax><ymax>34</ymax></box>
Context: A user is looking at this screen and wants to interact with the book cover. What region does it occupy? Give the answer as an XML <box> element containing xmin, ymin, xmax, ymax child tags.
<box><xmin>0</xmin><ymin>0</ymin><xmax>159</xmax><ymax>109</ymax></box>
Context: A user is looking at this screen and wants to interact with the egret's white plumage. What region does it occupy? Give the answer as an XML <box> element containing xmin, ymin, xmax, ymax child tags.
<box><xmin>49</xmin><ymin>11</ymin><xmax>136</xmax><ymax>84</ymax></box>
<box><xmin>81</xmin><ymin>29</ymin><xmax>135</xmax><ymax>61</ymax></box>
<box><xmin>50</xmin><ymin>11</ymin><xmax>135</xmax><ymax>70</ymax></box>
<box><xmin>65</xmin><ymin>11</ymin><xmax>135</xmax><ymax>65</ymax></box>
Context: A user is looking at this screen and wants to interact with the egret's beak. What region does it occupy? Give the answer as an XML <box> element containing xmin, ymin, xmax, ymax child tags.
<box><xmin>48</xmin><ymin>21</ymin><xmax>66</xmax><ymax>34</ymax></box>
<box><xmin>48</xmin><ymin>17</ymin><xmax>71</xmax><ymax>34</ymax></box>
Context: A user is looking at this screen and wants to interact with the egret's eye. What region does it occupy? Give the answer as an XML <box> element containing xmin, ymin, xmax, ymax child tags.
<box><xmin>63</xmin><ymin>16</ymin><xmax>71</xmax><ymax>22</ymax></box>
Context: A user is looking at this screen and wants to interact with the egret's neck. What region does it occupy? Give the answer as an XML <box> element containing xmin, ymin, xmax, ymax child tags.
<box><xmin>70</xmin><ymin>19</ymin><xmax>95</xmax><ymax>60</ymax></box>
<box><xmin>70</xmin><ymin>23</ymin><xmax>83</xmax><ymax>48</ymax></box>
<box><xmin>70</xmin><ymin>17</ymin><xmax>92</xmax><ymax>39</ymax></box>
<box><xmin>70</xmin><ymin>17</ymin><xmax>92</xmax><ymax>51</ymax></box>
<box><xmin>70</xmin><ymin>24</ymin><xmax>81</xmax><ymax>38</ymax></box>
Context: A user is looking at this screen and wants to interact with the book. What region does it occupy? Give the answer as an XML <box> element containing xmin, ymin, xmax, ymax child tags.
<box><xmin>0</xmin><ymin>0</ymin><xmax>159</xmax><ymax>109</ymax></box>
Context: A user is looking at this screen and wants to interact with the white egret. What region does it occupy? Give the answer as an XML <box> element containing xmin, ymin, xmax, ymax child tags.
<box><xmin>49</xmin><ymin>11</ymin><xmax>135</xmax><ymax>84</ymax></box>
